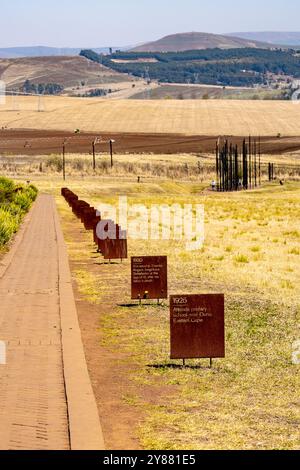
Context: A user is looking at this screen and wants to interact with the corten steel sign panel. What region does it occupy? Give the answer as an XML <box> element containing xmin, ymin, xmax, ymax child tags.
<box><xmin>82</xmin><ymin>208</ymin><xmax>96</xmax><ymax>228</ymax></box>
<box><xmin>103</xmin><ymin>239</ymin><xmax>128</xmax><ymax>260</ymax></box>
<box><xmin>170</xmin><ymin>294</ymin><xmax>225</xmax><ymax>359</ymax></box>
<box><xmin>96</xmin><ymin>219</ymin><xmax>114</xmax><ymax>254</ymax></box>
<box><xmin>93</xmin><ymin>217</ymin><xmax>101</xmax><ymax>243</ymax></box>
<box><xmin>72</xmin><ymin>200</ymin><xmax>88</xmax><ymax>215</ymax></box>
<box><xmin>102</xmin><ymin>225</ymin><xmax>128</xmax><ymax>260</ymax></box>
<box><xmin>131</xmin><ymin>256</ymin><xmax>168</xmax><ymax>300</ymax></box>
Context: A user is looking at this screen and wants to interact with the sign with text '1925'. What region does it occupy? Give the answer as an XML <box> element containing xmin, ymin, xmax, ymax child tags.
<box><xmin>170</xmin><ymin>294</ymin><xmax>225</xmax><ymax>359</ymax></box>
<box><xmin>131</xmin><ymin>256</ymin><xmax>168</xmax><ymax>300</ymax></box>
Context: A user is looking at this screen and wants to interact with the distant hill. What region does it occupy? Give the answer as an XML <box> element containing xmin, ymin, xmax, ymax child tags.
<box><xmin>0</xmin><ymin>46</ymin><xmax>129</xmax><ymax>59</ymax></box>
<box><xmin>227</xmin><ymin>32</ymin><xmax>300</xmax><ymax>47</ymax></box>
<box><xmin>0</xmin><ymin>55</ymin><xmax>129</xmax><ymax>92</ymax></box>
<box><xmin>130</xmin><ymin>32</ymin><xmax>273</xmax><ymax>52</ymax></box>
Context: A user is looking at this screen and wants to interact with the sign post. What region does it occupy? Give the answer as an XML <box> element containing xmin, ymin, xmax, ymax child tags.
<box><xmin>62</xmin><ymin>138</ymin><xmax>70</xmax><ymax>181</ymax></box>
<box><xmin>170</xmin><ymin>294</ymin><xmax>225</xmax><ymax>367</ymax></box>
<box><xmin>92</xmin><ymin>141</ymin><xmax>95</xmax><ymax>171</ymax></box>
<box><xmin>62</xmin><ymin>143</ymin><xmax>66</xmax><ymax>181</ymax></box>
<box><xmin>92</xmin><ymin>137</ymin><xmax>102</xmax><ymax>171</ymax></box>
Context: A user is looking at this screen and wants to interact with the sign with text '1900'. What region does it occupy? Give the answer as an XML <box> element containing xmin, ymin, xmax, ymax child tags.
<box><xmin>131</xmin><ymin>256</ymin><xmax>168</xmax><ymax>300</ymax></box>
<box><xmin>170</xmin><ymin>294</ymin><xmax>225</xmax><ymax>359</ymax></box>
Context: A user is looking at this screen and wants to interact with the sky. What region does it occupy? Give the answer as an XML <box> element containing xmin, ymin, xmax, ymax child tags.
<box><xmin>0</xmin><ymin>0</ymin><xmax>299</xmax><ymax>48</ymax></box>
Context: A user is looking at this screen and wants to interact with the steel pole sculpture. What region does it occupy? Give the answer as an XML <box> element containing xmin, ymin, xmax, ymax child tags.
<box><xmin>216</xmin><ymin>137</ymin><xmax>261</xmax><ymax>192</ymax></box>
<box><xmin>110</xmin><ymin>139</ymin><xmax>115</xmax><ymax>168</ymax></box>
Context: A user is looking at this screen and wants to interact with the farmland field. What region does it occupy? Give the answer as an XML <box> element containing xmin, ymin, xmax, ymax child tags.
<box><xmin>1</xmin><ymin>93</ymin><xmax>300</xmax><ymax>450</ymax></box>
<box><xmin>2</xmin><ymin>96</ymin><xmax>300</xmax><ymax>136</ymax></box>
<box><xmin>129</xmin><ymin>83</ymin><xmax>284</xmax><ymax>101</ymax></box>
<box><xmin>26</xmin><ymin>172</ymin><xmax>300</xmax><ymax>450</ymax></box>
<box><xmin>2</xmin><ymin>128</ymin><xmax>300</xmax><ymax>157</ymax></box>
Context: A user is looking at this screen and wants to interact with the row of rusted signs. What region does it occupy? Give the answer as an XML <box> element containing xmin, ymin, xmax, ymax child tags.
<box><xmin>61</xmin><ymin>189</ymin><xmax>224</xmax><ymax>363</ymax></box>
<box><xmin>61</xmin><ymin>188</ymin><xmax>128</xmax><ymax>261</ymax></box>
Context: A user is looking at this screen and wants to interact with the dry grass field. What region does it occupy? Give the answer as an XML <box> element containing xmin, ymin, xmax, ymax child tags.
<box><xmin>2</xmin><ymin>96</ymin><xmax>300</xmax><ymax>136</ymax></box>
<box><xmin>18</xmin><ymin>170</ymin><xmax>299</xmax><ymax>450</ymax></box>
<box><xmin>130</xmin><ymin>84</ymin><xmax>283</xmax><ymax>101</ymax></box>
<box><xmin>0</xmin><ymin>56</ymin><xmax>132</xmax><ymax>90</ymax></box>
<box><xmin>2</xmin><ymin>151</ymin><xmax>299</xmax><ymax>183</ymax></box>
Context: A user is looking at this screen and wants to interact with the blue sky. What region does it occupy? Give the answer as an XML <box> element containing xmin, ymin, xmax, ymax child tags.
<box><xmin>1</xmin><ymin>0</ymin><xmax>299</xmax><ymax>47</ymax></box>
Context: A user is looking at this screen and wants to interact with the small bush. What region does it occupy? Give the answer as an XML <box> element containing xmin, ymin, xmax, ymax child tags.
<box><xmin>45</xmin><ymin>155</ymin><xmax>63</xmax><ymax>172</ymax></box>
<box><xmin>0</xmin><ymin>177</ymin><xmax>38</xmax><ymax>246</ymax></box>
<box><xmin>72</xmin><ymin>158</ymin><xmax>85</xmax><ymax>171</ymax></box>
<box><xmin>0</xmin><ymin>208</ymin><xmax>19</xmax><ymax>245</ymax></box>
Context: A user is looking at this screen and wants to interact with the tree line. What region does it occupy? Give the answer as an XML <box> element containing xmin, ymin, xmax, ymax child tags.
<box><xmin>80</xmin><ymin>48</ymin><xmax>300</xmax><ymax>87</ymax></box>
<box><xmin>22</xmin><ymin>80</ymin><xmax>64</xmax><ymax>95</ymax></box>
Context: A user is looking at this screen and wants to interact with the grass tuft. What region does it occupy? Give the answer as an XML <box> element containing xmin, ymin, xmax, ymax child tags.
<box><xmin>234</xmin><ymin>254</ymin><xmax>249</xmax><ymax>264</ymax></box>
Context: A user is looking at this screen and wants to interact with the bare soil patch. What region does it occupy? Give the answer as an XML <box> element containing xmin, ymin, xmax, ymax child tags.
<box><xmin>1</xmin><ymin>129</ymin><xmax>300</xmax><ymax>156</ymax></box>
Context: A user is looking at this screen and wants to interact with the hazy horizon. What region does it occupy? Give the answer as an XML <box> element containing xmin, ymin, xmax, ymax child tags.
<box><xmin>1</xmin><ymin>0</ymin><xmax>300</xmax><ymax>48</ymax></box>
<box><xmin>2</xmin><ymin>31</ymin><xmax>300</xmax><ymax>50</ymax></box>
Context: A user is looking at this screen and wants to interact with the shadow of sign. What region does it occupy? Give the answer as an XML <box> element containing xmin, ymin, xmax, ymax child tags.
<box><xmin>147</xmin><ymin>362</ymin><xmax>214</xmax><ymax>370</ymax></box>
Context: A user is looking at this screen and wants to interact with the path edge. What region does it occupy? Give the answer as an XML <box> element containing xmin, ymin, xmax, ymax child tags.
<box><xmin>53</xmin><ymin>198</ymin><xmax>105</xmax><ymax>450</ymax></box>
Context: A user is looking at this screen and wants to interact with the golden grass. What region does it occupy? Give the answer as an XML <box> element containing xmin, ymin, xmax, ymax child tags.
<box><xmin>34</xmin><ymin>174</ymin><xmax>300</xmax><ymax>450</ymax></box>
<box><xmin>2</xmin><ymin>151</ymin><xmax>300</xmax><ymax>183</ymax></box>
<box><xmin>2</xmin><ymin>95</ymin><xmax>300</xmax><ymax>136</ymax></box>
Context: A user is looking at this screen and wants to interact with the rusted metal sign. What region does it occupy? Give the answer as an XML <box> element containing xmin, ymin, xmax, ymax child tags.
<box><xmin>103</xmin><ymin>238</ymin><xmax>128</xmax><ymax>260</ymax></box>
<box><xmin>170</xmin><ymin>294</ymin><xmax>225</xmax><ymax>359</ymax></box>
<box><xmin>131</xmin><ymin>256</ymin><xmax>168</xmax><ymax>300</ymax></box>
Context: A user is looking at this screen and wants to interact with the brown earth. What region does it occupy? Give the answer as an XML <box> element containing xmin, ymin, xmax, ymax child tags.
<box><xmin>1</xmin><ymin>129</ymin><xmax>300</xmax><ymax>156</ymax></box>
<box><xmin>72</xmin><ymin>284</ymin><xmax>143</xmax><ymax>450</ymax></box>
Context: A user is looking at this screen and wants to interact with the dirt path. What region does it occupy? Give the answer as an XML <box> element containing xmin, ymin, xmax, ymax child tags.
<box><xmin>0</xmin><ymin>195</ymin><xmax>103</xmax><ymax>450</ymax></box>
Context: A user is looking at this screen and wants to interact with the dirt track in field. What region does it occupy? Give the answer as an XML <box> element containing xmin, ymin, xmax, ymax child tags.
<box><xmin>1</xmin><ymin>129</ymin><xmax>300</xmax><ymax>156</ymax></box>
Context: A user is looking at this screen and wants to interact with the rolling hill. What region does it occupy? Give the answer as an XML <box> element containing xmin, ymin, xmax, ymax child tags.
<box><xmin>227</xmin><ymin>32</ymin><xmax>300</xmax><ymax>47</ymax></box>
<box><xmin>0</xmin><ymin>55</ymin><xmax>130</xmax><ymax>92</ymax></box>
<box><xmin>130</xmin><ymin>32</ymin><xmax>273</xmax><ymax>52</ymax></box>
